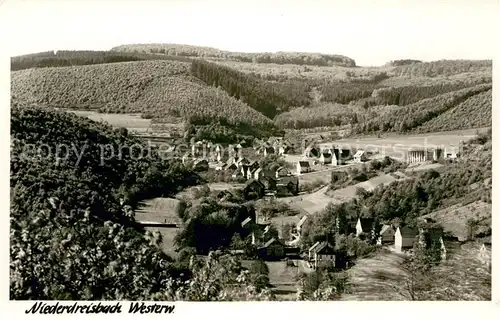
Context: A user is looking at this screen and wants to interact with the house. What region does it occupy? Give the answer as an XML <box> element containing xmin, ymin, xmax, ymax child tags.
<box><xmin>260</xmin><ymin>175</ymin><xmax>277</xmax><ymax>191</ymax></box>
<box><xmin>395</xmin><ymin>226</ymin><xmax>419</xmax><ymax>252</ymax></box>
<box><xmin>303</xmin><ymin>146</ymin><xmax>319</xmax><ymax>158</ymax></box>
<box><xmin>236</xmin><ymin>157</ymin><xmax>250</xmax><ymax>167</ymax></box>
<box><xmin>191</xmin><ymin>141</ymin><xmax>205</xmax><ymax>157</ymax></box>
<box><xmin>478</xmin><ymin>238</ymin><xmax>491</xmax><ymax>266</ymax></box>
<box><xmin>253</xmin><ymin>167</ymin><xmax>263</xmax><ymax>180</ymax></box>
<box><xmin>258</xmin><ymin>238</ymin><xmax>286</xmax><ymax>260</ymax></box>
<box><xmin>243</xmin><ymin>179</ymin><xmax>265</xmax><ymax>200</ymax></box>
<box><xmin>193</xmin><ymin>159</ymin><xmax>209</xmax><ymax>171</ymax></box>
<box><xmin>353</xmin><ymin>150</ymin><xmax>367</xmax><ymax>163</ymax></box>
<box><xmin>340</xmin><ymin>148</ymin><xmax>351</xmax><ymax>160</ymax></box>
<box><xmin>308</xmin><ymin>242</ymin><xmax>340</xmax><ymax>269</ymax></box>
<box><xmin>264</xmin><ymin>146</ymin><xmax>275</xmax><ymax>157</ymax></box>
<box><xmin>377</xmin><ymin>225</ymin><xmax>395</xmax><ymax>245</ymax></box>
<box><xmin>333</xmin><ymin>149</ymin><xmax>345</xmax><ymax>165</ymax></box>
<box><xmin>319</xmin><ymin>152</ymin><xmax>332</xmax><ymax>165</ymax></box>
<box><xmin>276</xmin><ymin>176</ymin><xmax>299</xmax><ymax>196</ymax></box>
<box><xmin>355</xmin><ymin>218</ymin><xmax>375</xmax><ymax>238</ymax></box>
<box><xmin>444</xmin><ymin>146</ymin><xmax>458</xmax><ymax>159</ymax></box>
<box><xmin>275</xmin><ymin>166</ymin><xmax>290</xmax><ymax>178</ymax></box>
<box><xmin>296</xmin><ymin>161</ymin><xmax>311</xmax><ymax>175</ymax></box>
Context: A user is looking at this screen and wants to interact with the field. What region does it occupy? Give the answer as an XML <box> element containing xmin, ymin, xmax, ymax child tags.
<box><xmin>340</xmin><ymin>241</ymin><xmax>491</xmax><ymax>301</ymax></box>
<box><xmin>340</xmin><ymin>250</ymin><xmax>408</xmax><ymax>301</ymax></box>
<box><xmin>135</xmin><ymin>197</ymin><xmax>182</xmax><ymax>224</ymax></box>
<box><xmin>144</xmin><ymin>227</ymin><xmax>180</xmax><ymax>259</ymax></box>
<box><xmin>68</xmin><ymin>110</ymin><xmax>153</xmax><ymax>133</ymax></box>
<box><xmin>241</xmin><ymin>260</ymin><xmax>300</xmax><ymax>300</ymax></box>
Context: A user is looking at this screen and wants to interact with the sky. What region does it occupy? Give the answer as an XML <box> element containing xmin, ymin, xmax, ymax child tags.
<box><xmin>0</xmin><ymin>0</ymin><xmax>497</xmax><ymax>66</ymax></box>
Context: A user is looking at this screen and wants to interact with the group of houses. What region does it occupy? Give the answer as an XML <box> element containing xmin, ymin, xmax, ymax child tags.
<box><xmin>302</xmin><ymin>145</ymin><xmax>364</xmax><ymax>166</ymax></box>
<box><xmin>239</xmin><ymin>213</ymin><xmax>300</xmax><ymax>261</ymax></box>
<box><xmin>355</xmin><ymin>217</ymin><xmax>447</xmax><ymax>257</ymax></box>
<box><xmin>254</xmin><ymin>137</ymin><xmax>293</xmax><ymax>157</ymax></box>
<box><xmin>242</xmin><ymin>170</ymin><xmax>299</xmax><ymax>200</ymax></box>
<box><xmin>303</xmin><ymin>217</ymin><xmax>448</xmax><ymax>271</ymax></box>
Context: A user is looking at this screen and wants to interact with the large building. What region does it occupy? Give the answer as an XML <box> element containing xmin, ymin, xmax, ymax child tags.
<box><xmin>406</xmin><ymin>147</ymin><xmax>444</xmax><ymax>164</ymax></box>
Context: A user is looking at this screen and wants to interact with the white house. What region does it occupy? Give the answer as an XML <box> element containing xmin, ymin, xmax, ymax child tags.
<box><xmin>377</xmin><ymin>225</ymin><xmax>395</xmax><ymax>245</ymax></box>
<box><xmin>319</xmin><ymin>152</ymin><xmax>332</xmax><ymax>165</ymax></box>
<box><xmin>355</xmin><ymin>218</ymin><xmax>374</xmax><ymax>238</ymax></box>
<box><xmin>296</xmin><ymin>161</ymin><xmax>311</xmax><ymax>175</ymax></box>
<box><xmin>395</xmin><ymin>226</ymin><xmax>418</xmax><ymax>253</ymax></box>
<box><xmin>353</xmin><ymin>150</ymin><xmax>367</xmax><ymax>163</ymax></box>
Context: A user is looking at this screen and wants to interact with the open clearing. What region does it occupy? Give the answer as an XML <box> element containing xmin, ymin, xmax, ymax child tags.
<box><xmin>340</xmin><ymin>250</ymin><xmax>408</xmax><ymax>301</ymax></box>
<box><xmin>135</xmin><ymin>197</ymin><xmax>182</xmax><ymax>224</ymax></box>
<box><xmin>67</xmin><ymin>110</ymin><xmax>184</xmax><ymax>137</ymax></box>
<box><xmin>422</xmin><ymin>201</ymin><xmax>491</xmax><ymax>241</ymax></box>
<box><xmin>144</xmin><ymin>227</ymin><xmax>179</xmax><ymax>259</ymax></box>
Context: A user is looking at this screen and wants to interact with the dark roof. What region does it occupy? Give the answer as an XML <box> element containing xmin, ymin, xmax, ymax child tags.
<box><xmin>399</xmin><ymin>226</ymin><xmax>418</xmax><ymax>237</ymax></box>
<box><xmin>260</xmin><ymin>237</ymin><xmax>284</xmax><ymax>249</ymax></box>
<box><xmin>298</xmin><ymin>161</ymin><xmax>310</xmax><ymax>167</ymax></box>
<box><xmin>279</xmin><ymin>176</ymin><xmax>298</xmax><ymax>185</ymax></box>
<box><xmin>358</xmin><ymin>218</ymin><xmax>374</xmax><ymax>231</ymax></box>
<box><xmin>244</xmin><ymin>179</ymin><xmax>265</xmax><ymax>189</ymax></box>
<box><xmin>310</xmin><ymin>241</ymin><xmax>335</xmax><ymax>254</ymax></box>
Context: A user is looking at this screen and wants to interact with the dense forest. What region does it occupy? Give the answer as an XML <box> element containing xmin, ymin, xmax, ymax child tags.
<box><xmin>353</xmin><ymin>83</ymin><xmax>492</xmax><ymax>134</ymax></box>
<box><xmin>11</xmin><ymin>60</ymin><xmax>279</xmax><ymax>142</ymax></box>
<box><xmin>112</xmin><ymin>43</ymin><xmax>357</xmax><ymax>67</ymax></box>
<box><xmin>190</xmin><ymin>59</ymin><xmax>312</xmax><ymax>118</ymax></box>
<box><xmin>392</xmin><ymin>60</ymin><xmax>492</xmax><ymax>77</ymax></box>
<box><xmin>11</xmin><ymin>50</ymin><xmax>192</xmax><ymax>71</ymax></box>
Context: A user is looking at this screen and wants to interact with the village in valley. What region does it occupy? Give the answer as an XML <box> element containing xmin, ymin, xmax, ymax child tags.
<box><xmin>9</xmin><ymin>2</ymin><xmax>492</xmax><ymax>302</ymax></box>
<box><xmin>132</xmin><ymin>129</ymin><xmax>491</xmax><ymax>299</ymax></box>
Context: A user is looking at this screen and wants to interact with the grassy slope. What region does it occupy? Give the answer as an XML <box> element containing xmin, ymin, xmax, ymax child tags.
<box><xmin>11</xmin><ymin>60</ymin><xmax>276</xmax><ymax>136</ymax></box>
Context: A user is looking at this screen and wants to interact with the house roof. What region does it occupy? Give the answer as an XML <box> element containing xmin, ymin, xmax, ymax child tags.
<box><xmin>309</xmin><ymin>241</ymin><xmax>334</xmax><ymax>254</ymax></box>
<box><xmin>398</xmin><ymin>226</ymin><xmax>418</xmax><ymax>237</ymax></box>
<box><xmin>380</xmin><ymin>224</ymin><xmax>393</xmax><ymax>235</ymax></box>
<box><xmin>278</xmin><ymin>176</ymin><xmax>298</xmax><ymax>185</ymax></box>
<box><xmin>309</xmin><ymin>241</ymin><xmax>321</xmax><ymax>252</ymax></box>
<box><xmin>354</xmin><ymin>150</ymin><xmax>365</xmax><ymax>157</ymax></box>
<box><xmin>193</xmin><ymin>158</ymin><xmax>208</xmax><ymax>165</ymax></box>
<box><xmin>254</xmin><ymin>167</ymin><xmax>262</xmax><ymax>174</ymax></box>
<box><xmin>298</xmin><ymin>161</ymin><xmax>310</xmax><ymax>167</ymax></box>
<box><xmin>244</xmin><ymin>179</ymin><xmax>265</xmax><ymax>189</ymax></box>
<box><xmin>358</xmin><ymin>218</ymin><xmax>374</xmax><ymax>231</ymax></box>
<box><xmin>241</xmin><ymin>216</ymin><xmax>252</xmax><ymax>227</ymax></box>
<box><xmin>260</xmin><ymin>237</ymin><xmax>284</xmax><ymax>249</ymax></box>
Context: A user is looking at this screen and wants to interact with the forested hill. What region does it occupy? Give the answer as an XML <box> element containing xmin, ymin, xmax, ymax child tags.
<box><xmin>10</xmin><ymin>105</ymin><xmax>202</xmax><ymax>299</ymax></box>
<box><xmin>111</xmin><ymin>43</ymin><xmax>357</xmax><ymax>67</ymax></box>
<box><xmin>10</xmin><ymin>48</ymin><xmax>492</xmax><ymax>141</ymax></box>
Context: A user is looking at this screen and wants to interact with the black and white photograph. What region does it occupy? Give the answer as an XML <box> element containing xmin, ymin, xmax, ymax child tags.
<box><xmin>3</xmin><ymin>0</ymin><xmax>496</xmax><ymax>307</ymax></box>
